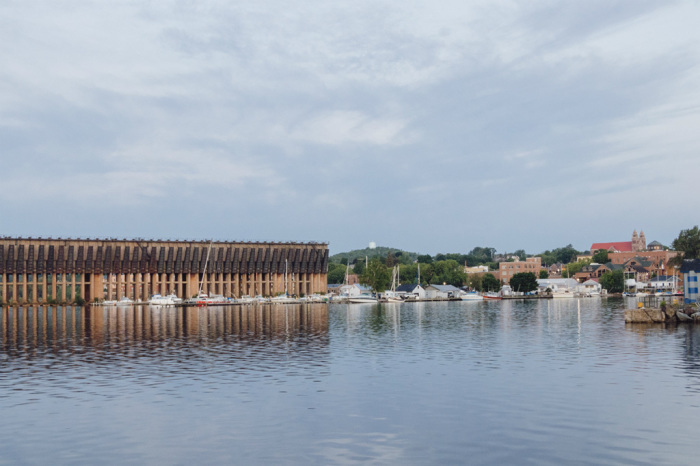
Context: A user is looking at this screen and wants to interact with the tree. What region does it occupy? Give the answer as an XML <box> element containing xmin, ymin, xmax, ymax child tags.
<box><xmin>514</xmin><ymin>249</ymin><xmax>527</xmax><ymax>261</ymax></box>
<box><xmin>482</xmin><ymin>273</ymin><xmax>501</xmax><ymax>292</ymax></box>
<box><xmin>509</xmin><ymin>272</ymin><xmax>538</xmax><ymax>293</ymax></box>
<box><xmin>416</xmin><ymin>254</ymin><xmax>433</xmax><ymax>264</ymax></box>
<box><xmin>431</xmin><ymin>260</ymin><xmax>466</xmax><ymax>287</ymax></box>
<box><xmin>671</xmin><ymin>226</ymin><xmax>700</xmax><ymax>263</ymax></box>
<box><xmin>327</xmin><ymin>263</ymin><xmax>348</xmax><ymax>284</ymax></box>
<box><xmin>353</xmin><ymin>259</ymin><xmax>365</xmax><ymax>275</ymax></box>
<box><xmin>555</xmin><ymin>244</ymin><xmax>580</xmax><ymax>264</ymax></box>
<box><xmin>466</xmin><ymin>273</ymin><xmax>483</xmax><ymax>291</ymax></box>
<box><xmin>399</xmin><ymin>264</ymin><xmax>419</xmax><ymax>284</ymax></box>
<box><xmin>592</xmin><ymin>249</ymin><xmax>608</xmax><ymax>264</ymax></box>
<box><xmin>562</xmin><ymin>260</ymin><xmax>587</xmax><ymax>278</ymax></box>
<box><xmin>600</xmin><ymin>270</ymin><xmax>624</xmax><ymax>293</ymax></box>
<box><xmin>539</xmin><ymin>269</ymin><xmax>549</xmax><ymax>279</ymax></box>
<box><xmin>360</xmin><ymin>258</ymin><xmax>391</xmax><ymax>294</ymax></box>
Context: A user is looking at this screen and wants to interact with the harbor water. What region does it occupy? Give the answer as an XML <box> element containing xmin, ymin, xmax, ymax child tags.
<box><xmin>2</xmin><ymin>298</ymin><xmax>700</xmax><ymax>465</ymax></box>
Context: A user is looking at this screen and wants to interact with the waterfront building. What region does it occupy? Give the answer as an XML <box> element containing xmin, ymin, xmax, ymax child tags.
<box><xmin>395</xmin><ymin>283</ymin><xmax>426</xmax><ymax>300</ymax></box>
<box><xmin>498</xmin><ymin>257</ymin><xmax>542</xmax><ymax>284</ymax></box>
<box><xmin>0</xmin><ymin>237</ymin><xmax>328</xmax><ymax>304</ymax></box>
<box><xmin>425</xmin><ymin>284</ymin><xmax>461</xmax><ymax>299</ymax></box>
<box><xmin>680</xmin><ymin>259</ymin><xmax>700</xmax><ymax>303</ymax></box>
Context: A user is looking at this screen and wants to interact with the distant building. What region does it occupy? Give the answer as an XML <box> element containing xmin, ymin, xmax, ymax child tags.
<box><xmin>647</xmin><ymin>241</ymin><xmax>664</xmax><ymax>251</ymax></box>
<box><xmin>499</xmin><ymin>257</ymin><xmax>542</xmax><ymax>284</ymax></box>
<box><xmin>464</xmin><ymin>264</ymin><xmax>489</xmax><ymax>274</ymax></box>
<box><xmin>396</xmin><ymin>283</ymin><xmax>426</xmax><ymax>300</ymax></box>
<box><xmin>425</xmin><ymin>284</ymin><xmax>461</xmax><ymax>299</ymax></box>
<box><xmin>591</xmin><ymin>229</ymin><xmax>646</xmax><ymax>253</ymax></box>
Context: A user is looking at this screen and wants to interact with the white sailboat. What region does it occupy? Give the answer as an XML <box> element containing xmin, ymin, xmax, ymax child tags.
<box><xmin>272</xmin><ymin>259</ymin><xmax>296</xmax><ymax>303</ymax></box>
<box><xmin>384</xmin><ymin>265</ymin><xmax>404</xmax><ymax>302</ymax></box>
<box><xmin>185</xmin><ymin>240</ymin><xmax>217</xmax><ymax>305</ymax></box>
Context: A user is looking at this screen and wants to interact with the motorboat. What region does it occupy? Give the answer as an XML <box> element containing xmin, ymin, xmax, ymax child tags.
<box><xmin>238</xmin><ymin>295</ymin><xmax>255</xmax><ymax>304</ymax></box>
<box><xmin>460</xmin><ymin>292</ymin><xmax>484</xmax><ymax>301</ymax></box>
<box><xmin>348</xmin><ymin>294</ymin><xmax>379</xmax><ymax>304</ymax></box>
<box><xmin>271</xmin><ymin>294</ymin><xmax>296</xmax><ymax>304</ymax></box>
<box><xmin>552</xmin><ymin>290</ymin><xmax>574</xmax><ymax>299</ymax></box>
<box><xmin>482</xmin><ymin>292</ymin><xmax>502</xmax><ymax>300</ymax></box>
<box><xmin>150</xmin><ymin>294</ymin><xmax>177</xmax><ymax>306</ymax></box>
<box><xmin>116</xmin><ymin>296</ymin><xmax>134</xmax><ymax>306</ymax></box>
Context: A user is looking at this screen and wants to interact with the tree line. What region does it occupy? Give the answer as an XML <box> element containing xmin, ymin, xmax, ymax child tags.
<box><xmin>328</xmin><ymin>226</ymin><xmax>700</xmax><ymax>294</ymax></box>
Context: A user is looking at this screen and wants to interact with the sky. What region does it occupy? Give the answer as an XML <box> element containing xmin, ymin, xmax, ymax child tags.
<box><xmin>1</xmin><ymin>1</ymin><xmax>699</xmax><ymax>256</ymax></box>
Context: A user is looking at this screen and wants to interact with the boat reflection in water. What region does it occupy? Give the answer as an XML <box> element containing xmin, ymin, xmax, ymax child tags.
<box><xmin>0</xmin><ymin>303</ymin><xmax>329</xmax><ymax>352</ymax></box>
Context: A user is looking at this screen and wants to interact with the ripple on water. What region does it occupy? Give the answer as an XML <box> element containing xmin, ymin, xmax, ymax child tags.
<box><xmin>2</xmin><ymin>300</ymin><xmax>700</xmax><ymax>465</ymax></box>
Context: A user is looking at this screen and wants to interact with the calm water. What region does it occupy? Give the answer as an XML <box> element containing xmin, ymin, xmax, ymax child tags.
<box><xmin>2</xmin><ymin>299</ymin><xmax>700</xmax><ymax>465</ymax></box>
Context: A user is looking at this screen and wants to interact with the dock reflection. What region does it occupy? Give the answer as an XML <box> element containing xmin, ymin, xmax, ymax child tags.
<box><xmin>1</xmin><ymin>304</ymin><xmax>329</xmax><ymax>350</ymax></box>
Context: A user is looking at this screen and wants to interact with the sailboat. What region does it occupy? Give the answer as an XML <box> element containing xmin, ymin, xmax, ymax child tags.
<box><xmin>385</xmin><ymin>265</ymin><xmax>404</xmax><ymax>302</ymax></box>
<box><xmin>185</xmin><ymin>240</ymin><xmax>225</xmax><ymax>305</ymax></box>
<box><xmin>272</xmin><ymin>259</ymin><xmax>296</xmax><ymax>303</ymax></box>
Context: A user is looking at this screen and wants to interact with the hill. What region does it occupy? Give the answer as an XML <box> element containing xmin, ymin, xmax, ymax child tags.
<box><xmin>330</xmin><ymin>246</ymin><xmax>419</xmax><ymax>264</ymax></box>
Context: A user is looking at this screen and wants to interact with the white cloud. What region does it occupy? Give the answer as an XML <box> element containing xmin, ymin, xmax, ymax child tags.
<box><xmin>1</xmin><ymin>1</ymin><xmax>699</xmax><ymax>253</ymax></box>
<box><xmin>289</xmin><ymin>111</ymin><xmax>410</xmax><ymax>146</ymax></box>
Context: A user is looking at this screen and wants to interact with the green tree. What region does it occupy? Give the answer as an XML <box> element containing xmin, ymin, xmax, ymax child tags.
<box><xmin>416</xmin><ymin>254</ymin><xmax>433</xmax><ymax>264</ymax></box>
<box><xmin>555</xmin><ymin>244</ymin><xmax>580</xmax><ymax>264</ymax></box>
<box><xmin>592</xmin><ymin>249</ymin><xmax>609</xmax><ymax>264</ymax></box>
<box><xmin>74</xmin><ymin>294</ymin><xmax>86</xmax><ymax>306</ymax></box>
<box><xmin>466</xmin><ymin>247</ymin><xmax>496</xmax><ymax>265</ymax></box>
<box><xmin>353</xmin><ymin>259</ymin><xmax>365</xmax><ymax>275</ymax></box>
<box><xmin>327</xmin><ymin>263</ymin><xmax>348</xmax><ymax>284</ymax></box>
<box><xmin>399</xmin><ymin>264</ymin><xmax>419</xmax><ymax>284</ymax></box>
<box><xmin>466</xmin><ymin>273</ymin><xmax>483</xmax><ymax>291</ymax></box>
<box><xmin>509</xmin><ymin>272</ymin><xmax>538</xmax><ymax>293</ymax></box>
<box><xmin>421</xmin><ymin>264</ymin><xmax>435</xmax><ymax>285</ymax></box>
<box><xmin>562</xmin><ymin>261</ymin><xmax>585</xmax><ymax>278</ymax></box>
<box><xmin>514</xmin><ymin>249</ymin><xmax>527</xmax><ymax>261</ymax></box>
<box><xmin>671</xmin><ymin>226</ymin><xmax>700</xmax><ymax>264</ymax></box>
<box><xmin>600</xmin><ymin>270</ymin><xmax>624</xmax><ymax>293</ymax></box>
<box><xmin>482</xmin><ymin>273</ymin><xmax>501</xmax><ymax>292</ymax></box>
<box><xmin>539</xmin><ymin>269</ymin><xmax>549</xmax><ymax>279</ymax></box>
<box><xmin>432</xmin><ymin>260</ymin><xmax>467</xmax><ymax>287</ymax></box>
<box><xmin>360</xmin><ymin>258</ymin><xmax>391</xmax><ymax>294</ymax></box>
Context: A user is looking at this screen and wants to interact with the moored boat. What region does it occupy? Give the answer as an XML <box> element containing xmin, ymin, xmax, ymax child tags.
<box><xmin>348</xmin><ymin>294</ymin><xmax>379</xmax><ymax>304</ymax></box>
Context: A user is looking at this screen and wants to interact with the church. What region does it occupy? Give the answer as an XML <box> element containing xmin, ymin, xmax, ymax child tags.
<box><xmin>591</xmin><ymin>230</ymin><xmax>647</xmax><ymax>253</ymax></box>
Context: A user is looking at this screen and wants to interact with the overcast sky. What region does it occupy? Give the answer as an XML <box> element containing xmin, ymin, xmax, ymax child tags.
<box><xmin>1</xmin><ymin>1</ymin><xmax>699</xmax><ymax>255</ymax></box>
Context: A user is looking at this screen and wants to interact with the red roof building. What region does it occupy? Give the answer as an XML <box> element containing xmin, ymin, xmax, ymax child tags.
<box><xmin>590</xmin><ymin>242</ymin><xmax>634</xmax><ymax>253</ymax></box>
<box><xmin>591</xmin><ymin>230</ymin><xmax>647</xmax><ymax>253</ymax></box>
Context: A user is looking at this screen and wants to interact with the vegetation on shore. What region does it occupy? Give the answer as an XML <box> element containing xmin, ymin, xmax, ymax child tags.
<box><xmin>329</xmin><ymin>225</ymin><xmax>700</xmax><ymax>293</ymax></box>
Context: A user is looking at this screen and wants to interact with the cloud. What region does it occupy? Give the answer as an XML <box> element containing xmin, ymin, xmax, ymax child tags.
<box><xmin>1</xmin><ymin>1</ymin><xmax>699</xmax><ymax>252</ymax></box>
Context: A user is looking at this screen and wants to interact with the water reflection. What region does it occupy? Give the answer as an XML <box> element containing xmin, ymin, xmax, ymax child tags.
<box><xmin>4</xmin><ymin>299</ymin><xmax>700</xmax><ymax>465</ymax></box>
<box><xmin>1</xmin><ymin>304</ymin><xmax>329</xmax><ymax>358</ymax></box>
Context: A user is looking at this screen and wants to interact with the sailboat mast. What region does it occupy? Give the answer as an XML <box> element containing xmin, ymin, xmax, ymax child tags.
<box><xmin>198</xmin><ymin>240</ymin><xmax>213</xmax><ymax>296</ymax></box>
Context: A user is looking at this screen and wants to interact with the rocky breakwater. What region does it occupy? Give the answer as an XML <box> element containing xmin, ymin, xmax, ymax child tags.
<box><xmin>625</xmin><ymin>302</ymin><xmax>700</xmax><ymax>324</ymax></box>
